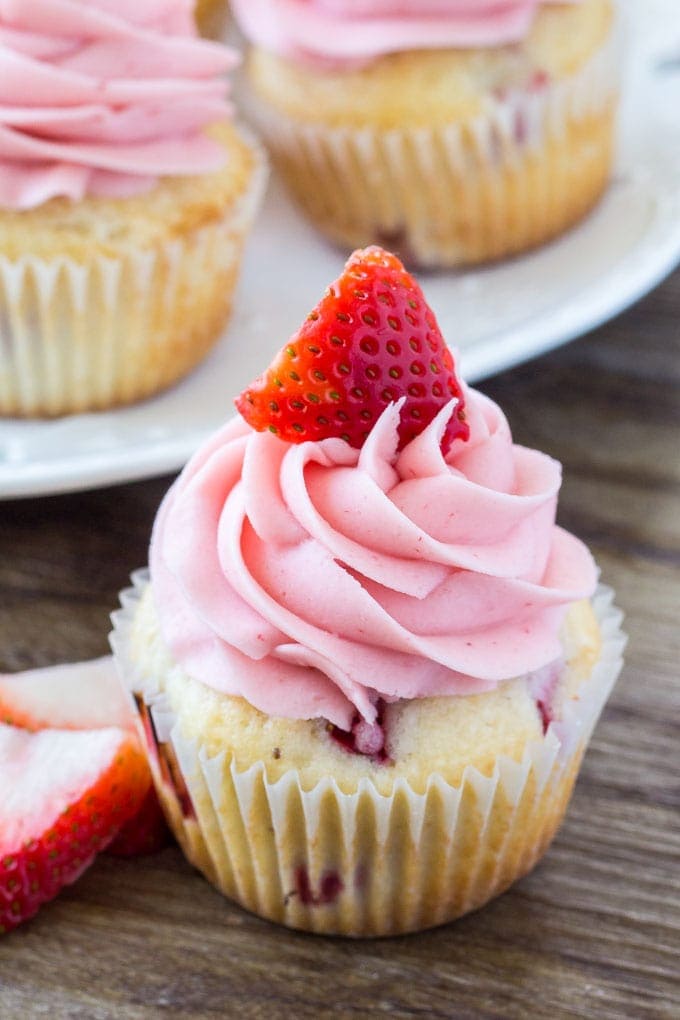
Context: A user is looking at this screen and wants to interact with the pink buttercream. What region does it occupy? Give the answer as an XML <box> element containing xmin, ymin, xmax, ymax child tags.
<box><xmin>231</xmin><ymin>0</ymin><xmax>577</xmax><ymax>65</ymax></box>
<box><xmin>149</xmin><ymin>389</ymin><xmax>597</xmax><ymax>731</ymax></box>
<box><xmin>0</xmin><ymin>0</ymin><xmax>237</xmax><ymax>210</ymax></box>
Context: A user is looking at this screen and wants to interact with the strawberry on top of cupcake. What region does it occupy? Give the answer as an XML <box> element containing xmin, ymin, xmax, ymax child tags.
<box><xmin>118</xmin><ymin>245</ymin><xmax>623</xmax><ymax>937</ymax></box>
<box><xmin>148</xmin><ymin>246</ymin><xmax>597</xmax><ymax>734</ymax></box>
<box><xmin>114</xmin><ymin>245</ymin><xmax>623</xmax><ymax>937</ymax></box>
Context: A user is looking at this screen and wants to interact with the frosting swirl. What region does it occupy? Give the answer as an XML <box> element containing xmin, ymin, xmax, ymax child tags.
<box><xmin>150</xmin><ymin>390</ymin><xmax>597</xmax><ymax>731</ymax></box>
<box><xmin>231</xmin><ymin>0</ymin><xmax>574</xmax><ymax>65</ymax></box>
<box><xmin>0</xmin><ymin>0</ymin><xmax>237</xmax><ymax>210</ymax></box>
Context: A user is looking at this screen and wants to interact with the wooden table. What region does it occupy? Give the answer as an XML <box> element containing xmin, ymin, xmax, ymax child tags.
<box><xmin>1</xmin><ymin>269</ymin><xmax>678</xmax><ymax>1020</ymax></box>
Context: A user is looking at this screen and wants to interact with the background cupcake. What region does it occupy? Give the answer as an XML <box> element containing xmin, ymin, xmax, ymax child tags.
<box><xmin>0</xmin><ymin>1</ymin><xmax>265</xmax><ymax>418</ymax></box>
<box><xmin>231</xmin><ymin>0</ymin><xmax>619</xmax><ymax>268</ymax></box>
<box><xmin>112</xmin><ymin>248</ymin><xmax>625</xmax><ymax>936</ymax></box>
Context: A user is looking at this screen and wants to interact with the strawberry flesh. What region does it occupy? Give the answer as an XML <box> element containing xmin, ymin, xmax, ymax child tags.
<box><xmin>106</xmin><ymin>783</ymin><xmax>171</xmax><ymax>858</ymax></box>
<box><xmin>328</xmin><ymin>699</ymin><xmax>391</xmax><ymax>764</ymax></box>
<box><xmin>0</xmin><ymin>660</ymin><xmax>165</xmax><ymax>862</ymax></box>
<box><xmin>294</xmin><ymin>866</ymin><xmax>344</xmax><ymax>907</ymax></box>
<box><xmin>0</xmin><ymin>657</ymin><xmax>135</xmax><ymax>733</ymax></box>
<box><xmin>0</xmin><ymin>725</ymin><xmax>149</xmax><ymax>933</ymax></box>
<box><xmin>236</xmin><ymin>247</ymin><xmax>469</xmax><ymax>455</ymax></box>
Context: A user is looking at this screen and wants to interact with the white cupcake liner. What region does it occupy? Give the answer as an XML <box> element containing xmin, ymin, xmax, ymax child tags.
<box><xmin>245</xmin><ymin>18</ymin><xmax>621</xmax><ymax>266</ymax></box>
<box><xmin>111</xmin><ymin>570</ymin><xmax>626</xmax><ymax>936</ymax></box>
<box><xmin>0</xmin><ymin>145</ymin><xmax>267</xmax><ymax>418</ymax></box>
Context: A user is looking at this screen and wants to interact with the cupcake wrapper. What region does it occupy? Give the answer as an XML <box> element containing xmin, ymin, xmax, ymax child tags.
<box><xmin>111</xmin><ymin>572</ymin><xmax>626</xmax><ymax>937</ymax></box>
<box><xmin>247</xmin><ymin>20</ymin><xmax>620</xmax><ymax>267</ymax></box>
<box><xmin>0</xmin><ymin>149</ymin><xmax>267</xmax><ymax>418</ymax></box>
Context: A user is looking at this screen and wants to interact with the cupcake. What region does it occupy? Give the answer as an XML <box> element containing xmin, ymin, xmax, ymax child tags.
<box><xmin>0</xmin><ymin>1</ymin><xmax>266</xmax><ymax>418</ymax></box>
<box><xmin>112</xmin><ymin>247</ymin><xmax>625</xmax><ymax>936</ymax></box>
<box><xmin>231</xmin><ymin>0</ymin><xmax>619</xmax><ymax>268</ymax></box>
<box><xmin>195</xmin><ymin>0</ymin><xmax>229</xmax><ymax>40</ymax></box>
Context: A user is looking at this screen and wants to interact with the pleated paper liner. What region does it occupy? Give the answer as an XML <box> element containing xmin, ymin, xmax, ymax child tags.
<box><xmin>244</xmin><ymin>17</ymin><xmax>620</xmax><ymax>268</ymax></box>
<box><xmin>111</xmin><ymin>572</ymin><xmax>625</xmax><ymax>937</ymax></box>
<box><xmin>0</xmin><ymin>137</ymin><xmax>267</xmax><ymax>418</ymax></box>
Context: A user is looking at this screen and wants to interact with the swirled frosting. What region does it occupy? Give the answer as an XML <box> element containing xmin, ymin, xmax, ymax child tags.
<box><xmin>0</xmin><ymin>0</ymin><xmax>237</xmax><ymax>210</ymax></box>
<box><xmin>231</xmin><ymin>0</ymin><xmax>576</xmax><ymax>65</ymax></box>
<box><xmin>150</xmin><ymin>390</ymin><xmax>597</xmax><ymax>730</ymax></box>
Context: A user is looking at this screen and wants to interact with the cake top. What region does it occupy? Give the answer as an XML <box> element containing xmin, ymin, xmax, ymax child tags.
<box><xmin>231</xmin><ymin>0</ymin><xmax>578</xmax><ymax>66</ymax></box>
<box><xmin>0</xmin><ymin>0</ymin><xmax>237</xmax><ymax>210</ymax></box>
<box><xmin>149</xmin><ymin>247</ymin><xmax>597</xmax><ymax>734</ymax></box>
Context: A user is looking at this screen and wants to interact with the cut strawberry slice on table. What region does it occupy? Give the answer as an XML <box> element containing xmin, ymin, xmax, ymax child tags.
<box><xmin>107</xmin><ymin>783</ymin><xmax>170</xmax><ymax>858</ymax></box>
<box><xmin>0</xmin><ymin>724</ymin><xmax>149</xmax><ymax>933</ymax></box>
<box><xmin>0</xmin><ymin>657</ymin><xmax>134</xmax><ymax>732</ymax></box>
<box><xmin>0</xmin><ymin>657</ymin><xmax>170</xmax><ymax>868</ymax></box>
<box><xmin>236</xmin><ymin>246</ymin><xmax>469</xmax><ymax>454</ymax></box>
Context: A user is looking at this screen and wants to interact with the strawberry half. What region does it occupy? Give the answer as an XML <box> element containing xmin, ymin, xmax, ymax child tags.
<box><xmin>0</xmin><ymin>658</ymin><xmax>169</xmax><ymax>860</ymax></box>
<box><xmin>107</xmin><ymin>784</ymin><xmax>170</xmax><ymax>858</ymax></box>
<box><xmin>0</xmin><ymin>724</ymin><xmax>149</xmax><ymax>933</ymax></box>
<box><xmin>236</xmin><ymin>246</ymin><xmax>469</xmax><ymax>453</ymax></box>
<box><xmin>0</xmin><ymin>657</ymin><xmax>134</xmax><ymax>732</ymax></box>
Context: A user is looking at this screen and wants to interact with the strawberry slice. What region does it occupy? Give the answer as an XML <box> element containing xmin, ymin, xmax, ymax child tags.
<box><xmin>0</xmin><ymin>657</ymin><xmax>134</xmax><ymax>732</ymax></box>
<box><xmin>236</xmin><ymin>246</ymin><xmax>469</xmax><ymax>454</ymax></box>
<box><xmin>0</xmin><ymin>658</ymin><xmax>169</xmax><ymax>860</ymax></box>
<box><xmin>107</xmin><ymin>784</ymin><xmax>170</xmax><ymax>858</ymax></box>
<box><xmin>0</xmin><ymin>724</ymin><xmax>149</xmax><ymax>933</ymax></box>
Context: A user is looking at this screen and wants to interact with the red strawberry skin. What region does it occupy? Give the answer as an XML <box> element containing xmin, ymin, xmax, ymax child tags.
<box><xmin>106</xmin><ymin>783</ymin><xmax>171</xmax><ymax>858</ymax></box>
<box><xmin>236</xmin><ymin>247</ymin><xmax>469</xmax><ymax>454</ymax></box>
<box><xmin>0</xmin><ymin>727</ymin><xmax>149</xmax><ymax>934</ymax></box>
<box><xmin>0</xmin><ymin>659</ymin><xmax>166</xmax><ymax>862</ymax></box>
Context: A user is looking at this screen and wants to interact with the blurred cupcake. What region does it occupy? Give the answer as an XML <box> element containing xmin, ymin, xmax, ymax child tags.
<box><xmin>0</xmin><ymin>1</ymin><xmax>266</xmax><ymax>418</ymax></box>
<box><xmin>112</xmin><ymin>247</ymin><xmax>625</xmax><ymax>936</ymax></box>
<box><xmin>232</xmin><ymin>0</ymin><xmax>619</xmax><ymax>268</ymax></box>
<box><xmin>195</xmin><ymin>0</ymin><xmax>229</xmax><ymax>40</ymax></box>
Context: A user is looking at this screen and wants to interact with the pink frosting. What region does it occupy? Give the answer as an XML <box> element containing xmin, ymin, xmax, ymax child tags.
<box><xmin>231</xmin><ymin>0</ymin><xmax>576</xmax><ymax>65</ymax></box>
<box><xmin>0</xmin><ymin>0</ymin><xmax>237</xmax><ymax>210</ymax></box>
<box><xmin>149</xmin><ymin>390</ymin><xmax>597</xmax><ymax>731</ymax></box>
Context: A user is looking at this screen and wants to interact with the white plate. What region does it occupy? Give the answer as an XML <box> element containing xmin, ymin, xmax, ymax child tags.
<box><xmin>2</xmin><ymin>1</ymin><xmax>679</xmax><ymax>500</ymax></box>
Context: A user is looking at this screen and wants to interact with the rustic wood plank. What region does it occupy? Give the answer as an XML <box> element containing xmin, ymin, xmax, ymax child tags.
<box><xmin>0</xmin><ymin>268</ymin><xmax>678</xmax><ymax>1020</ymax></box>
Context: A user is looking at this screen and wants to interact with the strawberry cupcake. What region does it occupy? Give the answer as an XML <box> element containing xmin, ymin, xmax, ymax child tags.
<box><xmin>0</xmin><ymin>658</ymin><xmax>163</xmax><ymax>933</ymax></box>
<box><xmin>112</xmin><ymin>247</ymin><xmax>625</xmax><ymax>936</ymax></box>
<box><xmin>231</xmin><ymin>0</ymin><xmax>619</xmax><ymax>267</ymax></box>
<box><xmin>0</xmin><ymin>1</ymin><xmax>266</xmax><ymax>418</ymax></box>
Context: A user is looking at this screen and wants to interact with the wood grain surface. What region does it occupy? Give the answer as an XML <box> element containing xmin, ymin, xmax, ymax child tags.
<box><xmin>0</xmin><ymin>269</ymin><xmax>678</xmax><ymax>1020</ymax></box>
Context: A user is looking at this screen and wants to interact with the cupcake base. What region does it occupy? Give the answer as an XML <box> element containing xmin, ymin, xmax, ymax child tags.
<box><xmin>262</xmin><ymin>105</ymin><xmax>615</xmax><ymax>269</ymax></box>
<box><xmin>0</xmin><ymin>124</ymin><xmax>267</xmax><ymax>418</ymax></box>
<box><xmin>111</xmin><ymin>576</ymin><xmax>625</xmax><ymax>937</ymax></box>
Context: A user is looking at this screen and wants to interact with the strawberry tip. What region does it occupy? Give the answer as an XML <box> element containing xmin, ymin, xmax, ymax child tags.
<box><xmin>235</xmin><ymin>247</ymin><xmax>470</xmax><ymax>453</ymax></box>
